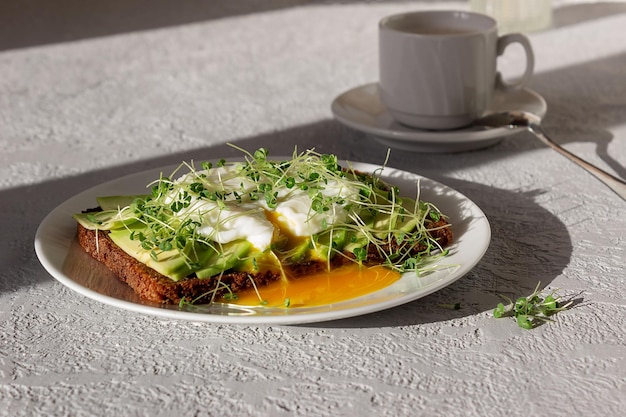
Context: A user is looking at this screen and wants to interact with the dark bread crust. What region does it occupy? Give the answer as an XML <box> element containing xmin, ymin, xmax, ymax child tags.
<box><xmin>76</xmin><ymin>218</ymin><xmax>453</xmax><ymax>305</ymax></box>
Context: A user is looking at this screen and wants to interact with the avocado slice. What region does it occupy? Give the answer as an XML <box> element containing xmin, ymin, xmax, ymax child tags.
<box><xmin>238</xmin><ymin>249</ymin><xmax>282</xmax><ymax>274</ymax></box>
<box><xmin>280</xmin><ymin>238</ymin><xmax>312</xmax><ymax>264</ymax></box>
<box><xmin>96</xmin><ymin>195</ymin><xmax>149</xmax><ymax>211</ymax></box>
<box><xmin>195</xmin><ymin>240</ymin><xmax>253</xmax><ymax>279</ymax></box>
<box><xmin>109</xmin><ymin>224</ymin><xmax>217</xmax><ymax>281</ymax></box>
<box><xmin>278</xmin><ymin>227</ymin><xmax>353</xmax><ymax>264</ymax></box>
<box><xmin>302</xmin><ymin>227</ymin><xmax>350</xmax><ymax>262</ymax></box>
<box><xmin>73</xmin><ymin>208</ymin><xmax>138</xmax><ymax>231</ymax></box>
<box><xmin>73</xmin><ymin>195</ymin><xmax>147</xmax><ymax>231</ymax></box>
<box><xmin>343</xmin><ymin>232</ymin><xmax>368</xmax><ymax>254</ymax></box>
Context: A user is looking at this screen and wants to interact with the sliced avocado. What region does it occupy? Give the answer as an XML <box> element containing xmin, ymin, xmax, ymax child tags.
<box><xmin>393</xmin><ymin>200</ymin><xmax>423</xmax><ymax>236</ymax></box>
<box><xmin>341</xmin><ymin>232</ymin><xmax>362</xmax><ymax>251</ymax></box>
<box><xmin>109</xmin><ymin>225</ymin><xmax>152</xmax><ymax>263</ymax></box>
<box><xmin>195</xmin><ymin>240</ymin><xmax>253</xmax><ymax>279</ymax></box>
<box><xmin>369</xmin><ymin>200</ymin><xmax>422</xmax><ymax>239</ymax></box>
<box><xmin>280</xmin><ymin>238</ymin><xmax>312</xmax><ymax>264</ymax></box>
<box><xmin>306</xmin><ymin>230</ymin><xmax>335</xmax><ymax>262</ymax></box>
<box><xmin>398</xmin><ymin>215</ymin><xmax>419</xmax><ymax>233</ymax></box>
<box><xmin>96</xmin><ymin>195</ymin><xmax>149</xmax><ymax>211</ymax></box>
<box><xmin>109</xmin><ymin>224</ymin><xmax>217</xmax><ymax>281</ymax></box>
<box><xmin>330</xmin><ymin>228</ymin><xmax>349</xmax><ymax>249</ymax></box>
<box><xmin>310</xmin><ymin>243</ymin><xmax>332</xmax><ymax>262</ymax></box>
<box><xmin>371</xmin><ymin>211</ymin><xmax>398</xmax><ymax>236</ymax></box>
<box><xmin>145</xmin><ymin>249</ymin><xmax>200</xmax><ymax>281</ymax></box>
<box><xmin>321</xmin><ymin>227</ymin><xmax>353</xmax><ymax>258</ymax></box>
<box><xmin>73</xmin><ymin>208</ymin><xmax>138</xmax><ymax>231</ymax></box>
<box><xmin>279</xmin><ymin>227</ymin><xmax>352</xmax><ymax>264</ymax></box>
<box><xmin>238</xmin><ymin>249</ymin><xmax>282</xmax><ymax>274</ymax></box>
<box><xmin>151</xmin><ymin>243</ymin><xmax>217</xmax><ymax>281</ymax></box>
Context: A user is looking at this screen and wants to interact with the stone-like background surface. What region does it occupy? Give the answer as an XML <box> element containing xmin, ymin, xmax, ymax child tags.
<box><xmin>1</xmin><ymin>1</ymin><xmax>625</xmax><ymax>416</ymax></box>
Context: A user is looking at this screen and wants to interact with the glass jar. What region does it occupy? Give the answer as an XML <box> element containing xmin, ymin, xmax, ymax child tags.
<box><xmin>469</xmin><ymin>0</ymin><xmax>553</xmax><ymax>33</ymax></box>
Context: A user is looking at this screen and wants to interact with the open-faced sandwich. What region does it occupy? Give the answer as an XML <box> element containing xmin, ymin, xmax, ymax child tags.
<box><xmin>74</xmin><ymin>148</ymin><xmax>452</xmax><ymax>307</ymax></box>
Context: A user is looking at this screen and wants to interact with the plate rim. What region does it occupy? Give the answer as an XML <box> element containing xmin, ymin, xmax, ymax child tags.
<box><xmin>34</xmin><ymin>159</ymin><xmax>491</xmax><ymax>325</ymax></box>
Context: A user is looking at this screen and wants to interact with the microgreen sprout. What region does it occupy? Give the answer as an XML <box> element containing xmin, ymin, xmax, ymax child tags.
<box><xmin>438</xmin><ymin>303</ymin><xmax>462</xmax><ymax>310</ymax></box>
<box><xmin>353</xmin><ymin>247</ymin><xmax>367</xmax><ymax>263</ymax></box>
<box><xmin>178</xmin><ymin>281</ymin><xmax>237</xmax><ymax>309</ymax></box>
<box><xmin>493</xmin><ymin>282</ymin><xmax>573</xmax><ymax>329</ymax></box>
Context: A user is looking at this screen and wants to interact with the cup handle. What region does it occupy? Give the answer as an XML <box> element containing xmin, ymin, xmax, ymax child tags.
<box><xmin>495</xmin><ymin>33</ymin><xmax>535</xmax><ymax>91</ymax></box>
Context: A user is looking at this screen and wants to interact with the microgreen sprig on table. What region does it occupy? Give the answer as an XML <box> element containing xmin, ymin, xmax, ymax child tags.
<box><xmin>493</xmin><ymin>282</ymin><xmax>572</xmax><ymax>329</ymax></box>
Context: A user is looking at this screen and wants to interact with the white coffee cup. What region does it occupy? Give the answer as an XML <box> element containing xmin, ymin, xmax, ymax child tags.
<box><xmin>379</xmin><ymin>10</ymin><xmax>534</xmax><ymax>130</ymax></box>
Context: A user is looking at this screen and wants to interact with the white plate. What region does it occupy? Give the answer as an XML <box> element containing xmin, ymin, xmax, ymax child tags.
<box><xmin>35</xmin><ymin>161</ymin><xmax>490</xmax><ymax>325</ymax></box>
<box><xmin>331</xmin><ymin>82</ymin><xmax>547</xmax><ymax>153</ymax></box>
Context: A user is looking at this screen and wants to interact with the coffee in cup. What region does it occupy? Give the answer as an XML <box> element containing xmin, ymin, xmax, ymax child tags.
<box><xmin>379</xmin><ymin>10</ymin><xmax>534</xmax><ymax>130</ymax></box>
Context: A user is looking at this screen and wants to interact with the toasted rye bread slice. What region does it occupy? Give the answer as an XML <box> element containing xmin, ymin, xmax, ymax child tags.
<box><xmin>76</xmin><ymin>218</ymin><xmax>453</xmax><ymax>305</ymax></box>
<box><xmin>76</xmin><ymin>224</ymin><xmax>281</xmax><ymax>304</ymax></box>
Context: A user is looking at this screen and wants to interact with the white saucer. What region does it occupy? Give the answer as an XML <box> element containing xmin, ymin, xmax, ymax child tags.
<box><xmin>331</xmin><ymin>82</ymin><xmax>547</xmax><ymax>153</ymax></box>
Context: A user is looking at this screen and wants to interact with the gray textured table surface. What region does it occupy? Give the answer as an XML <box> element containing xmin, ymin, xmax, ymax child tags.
<box><xmin>1</xmin><ymin>1</ymin><xmax>625</xmax><ymax>416</ymax></box>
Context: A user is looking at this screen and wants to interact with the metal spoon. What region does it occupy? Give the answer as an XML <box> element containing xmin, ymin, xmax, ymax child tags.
<box><xmin>477</xmin><ymin>110</ymin><xmax>626</xmax><ymax>201</ymax></box>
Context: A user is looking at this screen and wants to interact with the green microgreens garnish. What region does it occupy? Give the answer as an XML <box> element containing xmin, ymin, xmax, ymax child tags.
<box><xmin>493</xmin><ymin>282</ymin><xmax>573</xmax><ymax>329</ymax></box>
<box><xmin>353</xmin><ymin>247</ymin><xmax>367</xmax><ymax>263</ymax></box>
<box><xmin>438</xmin><ymin>303</ymin><xmax>462</xmax><ymax>310</ymax></box>
<box><xmin>89</xmin><ymin>145</ymin><xmax>453</xmax><ymax>307</ymax></box>
<box><xmin>178</xmin><ymin>281</ymin><xmax>238</xmax><ymax>309</ymax></box>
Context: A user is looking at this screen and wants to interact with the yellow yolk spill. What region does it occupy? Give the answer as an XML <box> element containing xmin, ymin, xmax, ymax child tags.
<box><xmin>228</xmin><ymin>263</ymin><xmax>401</xmax><ymax>308</ymax></box>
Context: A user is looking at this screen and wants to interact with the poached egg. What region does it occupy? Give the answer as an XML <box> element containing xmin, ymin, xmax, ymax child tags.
<box><xmin>168</xmin><ymin>164</ymin><xmax>361</xmax><ymax>251</ymax></box>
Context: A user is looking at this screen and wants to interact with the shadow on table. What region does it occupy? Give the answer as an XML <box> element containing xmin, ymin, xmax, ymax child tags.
<box><xmin>530</xmin><ymin>52</ymin><xmax>626</xmax><ymax>180</ymax></box>
<box><xmin>0</xmin><ymin>0</ymin><xmax>428</xmax><ymax>51</ymax></box>
<box><xmin>2</xmin><ymin>0</ymin><xmax>626</xmax><ymax>51</ymax></box>
<box><xmin>1</xmin><ymin>118</ymin><xmax>572</xmax><ymax>330</ymax></box>
<box><xmin>0</xmin><ymin>0</ymin><xmax>305</xmax><ymax>51</ymax></box>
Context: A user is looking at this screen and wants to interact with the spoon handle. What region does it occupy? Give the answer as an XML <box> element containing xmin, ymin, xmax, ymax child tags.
<box><xmin>529</xmin><ymin>124</ymin><xmax>626</xmax><ymax>201</ymax></box>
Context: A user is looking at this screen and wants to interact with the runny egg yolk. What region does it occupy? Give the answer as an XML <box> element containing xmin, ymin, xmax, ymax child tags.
<box><xmin>227</xmin><ymin>263</ymin><xmax>401</xmax><ymax>308</ymax></box>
